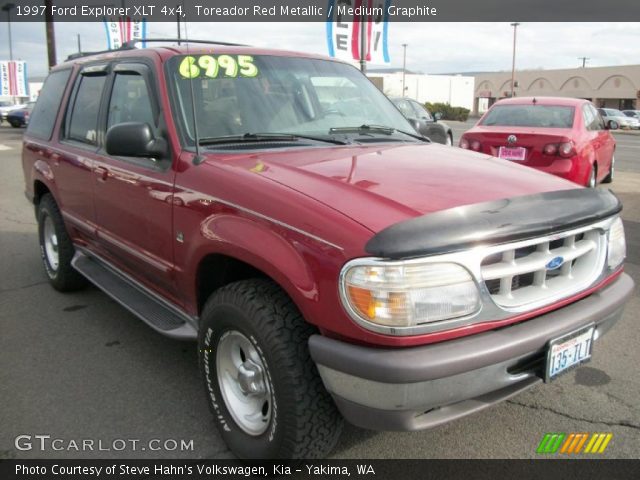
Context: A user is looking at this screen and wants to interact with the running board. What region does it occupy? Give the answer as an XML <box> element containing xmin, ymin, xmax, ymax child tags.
<box><xmin>71</xmin><ymin>250</ymin><xmax>197</xmax><ymax>341</ymax></box>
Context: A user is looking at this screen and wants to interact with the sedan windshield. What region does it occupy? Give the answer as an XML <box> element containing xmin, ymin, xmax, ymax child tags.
<box><xmin>481</xmin><ymin>105</ymin><xmax>575</xmax><ymax>128</ymax></box>
<box><xmin>166</xmin><ymin>54</ymin><xmax>415</xmax><ymax>146</ymax></box>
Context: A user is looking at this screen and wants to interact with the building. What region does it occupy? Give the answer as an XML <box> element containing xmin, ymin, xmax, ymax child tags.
<box><xmin>368</xmin><ymin>69</ymin><xmax>475</xmax><ymax>110</ymax></box>
<box><xmin>474</xmin><ymin>65</ymin><xmax>640</xmax><ymax>115</ymax></box>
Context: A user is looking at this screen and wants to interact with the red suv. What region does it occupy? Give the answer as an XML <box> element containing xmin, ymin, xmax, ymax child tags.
<box><xmin>460</xmin><ymin>97</ymin><xmax>616</xmax><ymax>187</ymax></box>
<box><xmin>22</xmin><ymin>41</ymin><xmax>633</xmax><ymax>459</ymax></box>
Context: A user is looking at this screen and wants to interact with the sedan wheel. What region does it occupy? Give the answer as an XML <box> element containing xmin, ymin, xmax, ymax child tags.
<box><xmin>587</xmin><ymin>167</ymin><xmax>597</xmax><ymax>188</ymax></box>
<box><xmin>446</xmin><ymin>134</ymin><xmax>453</xmax><ymax>146</ymax></box>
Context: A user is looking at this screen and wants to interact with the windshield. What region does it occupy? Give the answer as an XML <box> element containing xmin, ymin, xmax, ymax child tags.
<box><xmin>166</xmin><ymin>54</ymin><xmax>415</xmax><ymax>146</ymax></box>
<box><xmin>481</xmin><ymin>105</ymin><xmax>575</xmax><ymax>128</ymax></box>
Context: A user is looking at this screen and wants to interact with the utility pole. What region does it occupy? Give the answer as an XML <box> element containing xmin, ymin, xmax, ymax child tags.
<box><xmin>578</xmin><ymin>56</ymin><xmax>590</xmax><ymax>68</ymax></box>
<box><xmin>402</xmin><ymin>43</ymin><xmax>408</xmax><ymax>97</ymax></box>
<box><xmin>44</xmin><ymin>0</ymin><xmax>57</xmax><ymax>68</ymax></box>
<box><xmin>77</xmin><ymin>34</ymin><xmax>82</xmax><ymax>53</ymax></box>
<box><xmin>177</xmin><ymin>16</ymin><xmax>181</xmax><ymax>44</ymax></box>
<box><xmin>510</xmin><ymin>22</ymin><xmax>520</xmax><ymax>98</ymax></box>
<box><xmin>1</xmin><ymin>3</ymin><xmax>15</xmax><ymax>61</ymax></box>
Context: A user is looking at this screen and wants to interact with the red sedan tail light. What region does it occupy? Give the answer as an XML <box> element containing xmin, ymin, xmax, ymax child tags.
<box><xmin>543</xmin><ymin>141</ymin><xmax>576</xmax><ymax>158</ymax></box>
<box><xmin>470</xmin><ymin>140</ymin><xmax>482</xmax><ymax>151</ymax></box>
<box><xmin>459</xmin><ymin>137</ymin><xmax>470</xmax><ymax>149</ymax></box>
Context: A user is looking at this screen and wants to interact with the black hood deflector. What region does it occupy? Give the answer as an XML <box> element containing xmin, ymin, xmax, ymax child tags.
<box><xmin>365</xmin><ymin>188</ymin><xmax>622</xmax><ymax>259</ymax></box>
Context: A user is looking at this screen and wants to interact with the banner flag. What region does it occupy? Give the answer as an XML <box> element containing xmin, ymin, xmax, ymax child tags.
<box><xmin>326</xmin><ymin>0</ymin><xmax>390</xmax><ymax>64</ymax></box>
<box><xmin>103</xmin><ymin>17</ymin><xmax>147</xmax><ymax>49</ymax></box>
<box><xmin>0</xmin><ymin>61</ymin><xmax>28</xmax><ymax>97</ymax></box>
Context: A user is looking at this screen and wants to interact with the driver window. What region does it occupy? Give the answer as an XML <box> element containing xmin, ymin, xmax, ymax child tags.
<box><xmin>107</xmin><ymin>73</ymin><xmax>154</xmax><ymax>129</ymax></box>
<box><xmin>411</xmin><ymin>101</ymin><xmax>433</xmax><ymax>121</ymax></box>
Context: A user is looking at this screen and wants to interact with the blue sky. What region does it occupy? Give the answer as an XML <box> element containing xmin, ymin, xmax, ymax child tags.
<box><xmin>1</xmin><ymin>22</ymin><xmax>639</xmax><ymax>78</ymax></box>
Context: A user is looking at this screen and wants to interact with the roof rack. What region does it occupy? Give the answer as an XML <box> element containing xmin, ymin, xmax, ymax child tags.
<box><xmin>121</xmin><ymin>38</ymin><xmax>248</xmax><ymax>49</ymax></box>
<box><xmin>64</xmin><ymin>38</ymin><xmax>248</xmax><ymax>62</ymax></box>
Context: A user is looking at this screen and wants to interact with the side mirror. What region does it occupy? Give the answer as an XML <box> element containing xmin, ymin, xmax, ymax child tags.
<box><xmin>606</xmin><ymin>120</ymin><xmax>619</xmax><ymax>130</ymax></box>
<box><xmin>434</xmin><ymin>112</ymin><xmax>443</xmax><ymax>121</ymax></box>
<box><xmin>105</xmin><ymin>122</ymin><xmax>167</xmax><ymax>158</ymax></box>
<box><xmin>407</xmin><ymin>118</ymin><xmax>421</xmax><ymax>133</ymax></box>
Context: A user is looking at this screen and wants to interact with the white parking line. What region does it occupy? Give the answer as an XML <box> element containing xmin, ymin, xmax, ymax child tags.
<box><xmin>0</xmin><ymin>144</ymin><xmax>12</xmax><ymax>151</ymax></box>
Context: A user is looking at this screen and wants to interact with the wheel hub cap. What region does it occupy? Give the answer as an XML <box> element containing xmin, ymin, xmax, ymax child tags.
<box><xmin>216</xmin><ymin>330</ymin><xmax>272</xmax><ymax>436</ymax></box>
<box><xmin>43</xmin><ymin>216</ymin><xmax>59</xmax><ymax>271</ymax></box>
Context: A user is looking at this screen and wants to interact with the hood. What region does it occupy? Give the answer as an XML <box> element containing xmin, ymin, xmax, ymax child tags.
<box><xmin>210</xmin><ymin>142</ymin><xmax>579</xmax><ymax>233</ymax></box>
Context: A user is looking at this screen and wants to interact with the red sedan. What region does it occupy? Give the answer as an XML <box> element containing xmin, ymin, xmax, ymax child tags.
<box><xmin>460</xmin><ymin>97</ymin><xmax>616</xmax><ymax>187</ymax></box>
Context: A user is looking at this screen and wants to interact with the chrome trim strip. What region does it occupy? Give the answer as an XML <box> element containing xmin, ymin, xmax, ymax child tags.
<box><xmin>339</xmin><ymin>216</ymin><xmax>619</xmax><ymax>336</ymax></box>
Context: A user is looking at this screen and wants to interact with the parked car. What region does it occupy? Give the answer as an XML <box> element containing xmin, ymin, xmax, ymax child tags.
<box><xmin>622</xmin><ymin>109</ymin><xmax>640</xmax><ymax>121</ymax></box>
<box><xmin>390</xmin><ymin>96</ymin><xmax>454</xmax><ymax>145</ymax></box>
<box><xmin>23</xmin><ymin>42</ymin><xmax>632</xmax><ymax>459</ymax></box>
<box><xmin>598</xmin><ymin>108</ymin><xmax>640</xmax><ymax>129</ymax></box>
<box><xmin>0</xmin><ymin>100</ymin><xmax>26</xmax><ymax>124</ymax></box>
<box><xmin>461</xmin><ymin>97</ymin><xmax>616</xmax><ymax>187</ymax></box>
<box><xmin>6</xmin><ymin>101</ymin><xmax>35</xmax><ymax>128</ymax></box>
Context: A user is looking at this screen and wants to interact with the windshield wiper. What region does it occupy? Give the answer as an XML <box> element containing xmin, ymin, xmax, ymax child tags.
<box><xmin>199</xmin><ymin>132</ymin><xmax>349</xmax><ymax>146</ymax></box>
<box><xmin>329</xmin><ymin>124</ymin><xmax>430</xmax><ymax>142</ymax></box>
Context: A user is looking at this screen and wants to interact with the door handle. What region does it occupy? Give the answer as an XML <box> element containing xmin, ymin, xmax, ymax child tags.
<box><xmin>95</xmin><ymin>166</ymin><xmax>109</xmax><ymax>181</ymax></box>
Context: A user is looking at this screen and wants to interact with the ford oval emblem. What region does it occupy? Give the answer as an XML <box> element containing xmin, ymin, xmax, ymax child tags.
<box><xmin>507</xmin><ymin>135</ymin><xmax>517</xmax><ymax>145</ymax></box>
<box><xmin>546</xmin><ymin>256</ymin><xmax>564</xmax><ymax>270</ymax></box>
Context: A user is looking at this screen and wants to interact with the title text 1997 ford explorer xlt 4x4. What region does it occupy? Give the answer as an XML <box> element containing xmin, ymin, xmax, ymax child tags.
<box><xmin>22</xmin><ymin>40</ymin><xmax>633</xmax><ymax>459</ymax></box>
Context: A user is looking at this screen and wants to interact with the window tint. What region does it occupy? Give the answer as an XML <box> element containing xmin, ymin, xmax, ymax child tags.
<box><xmin>107</xmin><ymin>73</ymin><xmax>154</xmax><ymax>129</ymax></box>
<box><xmin>411</xmin><ymin>101</ymin><xmax>433</xmax><ymax>121</ymax></box>
<box><xmin>26</xmin><ymin>69</ymin><xmax>71</xmax><ymax>140</ymax></box>
<box><xmin>480</xmin><ymin>105</ymin><xmax>575</xmax><ymax>128</ymax></box>
<box><xmin>589</xmin><ymin>105</ymin><xmax>605</xmax><ymax>130</ymax></box>
<box><xmin>68</xmin><ymin>74</ymin><xmax>106</xmax><ymax>144</ymax></box>
<box><xmin>394</xmin><ymin>99</ymin><xmax>416</xmax><ymax>119</ymax></box>
<box><xmin>582</xmin><ymin>105</ymin><xmax>596</xmax><ymax>131</ymax></box>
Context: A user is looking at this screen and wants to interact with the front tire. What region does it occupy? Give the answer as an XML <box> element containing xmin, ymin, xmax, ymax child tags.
<box><xmin>198</xmin><ymin>279</ymin><xmax>343</xmax><ymax>459</ymax></box>
<box><xmin>37</xmin><ymin>194</ymin><xmax>87</xmax><ymax>291</ymax></box>
<box><xmin>602</xmin><ymin>155</ymin><xmax>614</xmax><ymax>184</ymax></box>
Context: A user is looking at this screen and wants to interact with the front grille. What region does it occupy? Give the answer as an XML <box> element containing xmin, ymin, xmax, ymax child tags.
<box><xmin>480</xmin><ymin>228</ymin><xmax>605</xmax><ymax>309</ymax></box>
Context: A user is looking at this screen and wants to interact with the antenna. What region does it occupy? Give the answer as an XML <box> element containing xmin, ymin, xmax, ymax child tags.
<box><xmin>183</xmin><ymin>20</ymin><xmax>204</xmax><ymax>165</ymax></box>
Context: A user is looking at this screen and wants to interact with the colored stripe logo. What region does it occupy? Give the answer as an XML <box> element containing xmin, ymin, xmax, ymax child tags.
<box><xmin>537</xmin><ymin>433</ymin><xmax>612</xmax><ymax>454</ymax></box>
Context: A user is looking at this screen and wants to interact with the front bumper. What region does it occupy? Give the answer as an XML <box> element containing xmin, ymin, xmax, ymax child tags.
<box><xmin>310</xmin><ymin>273</ymin><xmax>634</xmax><ymax>431</ymax></box>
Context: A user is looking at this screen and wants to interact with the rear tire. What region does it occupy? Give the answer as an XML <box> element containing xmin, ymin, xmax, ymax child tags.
<box><xmin>10</xmin><ymin>120</ymin><xmax>21</xmax><ymax>128</ymax></box>
<box><xmin>587</xmin><ymin>165</ymin><xmax>597</xmax><ymax>188</ymax></box>
<box><xmin>446</xmin><ymin>133</ymin><xmax>453</xmax><ymax>146</ymax></box>
<box><xmin>198</xmin><ymin>279</ymin><xmax>343</xmax><ymax>459</ymax></box>
<box><xmin>37</xmin><ymin>194</ymin><xmax>87</xmax><ymax>292</ymax></box>
<box><xmin>602</xmin><ymin>155</ymin><xmax>614</xmax><ymax>184</ymax></box>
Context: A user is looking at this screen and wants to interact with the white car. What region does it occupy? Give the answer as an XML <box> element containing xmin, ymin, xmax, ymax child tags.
<box><xmin>598</xmin><ymin>108</ymin><xmax>640</xmax><ymax>129</ymax></box>
<box><xmin>0</xmin><ymin>101</ymin><xmax>26</xmax><ymax>124</ymax></box>
<box><xmin>622</xmin><ymin>109</ymin><xmax>640</xmax><ymax>122</ymax></box>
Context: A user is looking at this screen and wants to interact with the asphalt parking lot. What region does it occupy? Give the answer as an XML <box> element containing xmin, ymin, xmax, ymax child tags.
<box><xmin>0</xmin><ymin>122</ymin><xmax>638</xmax><ymax>459</ymax></box>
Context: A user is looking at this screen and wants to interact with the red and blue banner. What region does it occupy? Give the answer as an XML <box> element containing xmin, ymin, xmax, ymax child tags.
<box><xmin>103</xmin><ymin>18</ymin><xmax>147</xmax><ymax>49</ymax></box>
<box><xmin>0</xmin><ymin>61</ymin><xmax>28</xmax><ymax>98</ymax></box>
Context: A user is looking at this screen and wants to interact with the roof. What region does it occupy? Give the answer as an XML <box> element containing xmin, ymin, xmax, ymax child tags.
<box><xmin>55</xmin><ymin>43</ymin><xmax>340</xmax><ymax>70</ymax></box>
<box><xmin>494</xmin><ymin>96</ymin><xmax>589</xmax><ymax>106</ymax></box>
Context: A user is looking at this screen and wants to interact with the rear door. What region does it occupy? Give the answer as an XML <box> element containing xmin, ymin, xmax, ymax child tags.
<box><xmin>92</xmin><ymin>60</ymin><xmax>180</xmax><ymax>303</ymax></box>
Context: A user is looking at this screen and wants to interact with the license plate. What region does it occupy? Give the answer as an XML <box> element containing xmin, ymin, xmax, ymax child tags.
<box><xmin>545</xmin><ymin>325</ymin><xmax>595</xmax><ymax>381</ymax></box>
<box><xmin>498</xmin><ymin>146</ymin><xmax>527</xmax><ymax>161</ymax></box>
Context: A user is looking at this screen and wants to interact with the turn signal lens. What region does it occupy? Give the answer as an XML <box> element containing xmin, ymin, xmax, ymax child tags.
<box><xmin>340</xmin><ymin>261</ymin><xmax>481</xmax><ymax>331</ymax></box>
<box><xmin>459</xmin><ymin>138</ymin><xmax>470</xmax><ymax>149</ymax></box>
<box><xmin>607</xmin><ymin>217</ymin><xmax>626</xmax><ymax>269</ymax></box>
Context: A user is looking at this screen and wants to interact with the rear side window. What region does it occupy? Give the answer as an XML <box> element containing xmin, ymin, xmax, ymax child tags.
<box><xmin>480</xmin><ymin>105</ymin><xmax>575</xmax><ymax>128</ymax></box>
<box><xmin>26</xmin><ymin>69</ymin><xmax>71</xmax><ymax>140</ymax></box>
<box><xmin>67</xmin><ymin>74</ymin><xmax>107</xmax><ymax>145</ymax></box>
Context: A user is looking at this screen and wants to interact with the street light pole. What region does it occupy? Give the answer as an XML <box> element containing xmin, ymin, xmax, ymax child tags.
<box><xmin>578</xmin><ymin>56</ymin><xmax>590</xmax><ymax>68</ymax></box>
<box><xmin>510</xmin><ymin>22</ymin><xmax>520</xmax><ymax>98</ymax></box>
<box><xmin>402</xmin><ymin>43</ymin><xmax>408</xmax><ymax>97</ymax></box>
<box><xmin>1</xmin><ymin>3</ymin><xmax>15</xmax><ymax>61</ymax></box>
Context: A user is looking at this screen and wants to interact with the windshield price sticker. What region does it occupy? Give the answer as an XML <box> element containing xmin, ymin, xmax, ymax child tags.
<box><xmin>179</xmin><ymin>55</ymin><xmax>259</xmax><ymax>79</ymax></box>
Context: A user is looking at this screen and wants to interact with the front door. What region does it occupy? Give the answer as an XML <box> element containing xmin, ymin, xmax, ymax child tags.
<box><xmin>92</xmin><ymin>62</ymin><xmax>179</xmax><ymax>303</ymax></box>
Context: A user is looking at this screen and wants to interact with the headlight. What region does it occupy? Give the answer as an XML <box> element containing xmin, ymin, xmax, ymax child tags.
<box><xmin>340</xmin><ymin>260</ymin><xmax>480</xmax><ymax>332</ymax></box>
<box><xmin>607</xmin><ymin>217</ymin><xmax>626</xmax><ymax>269</ymax></box>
